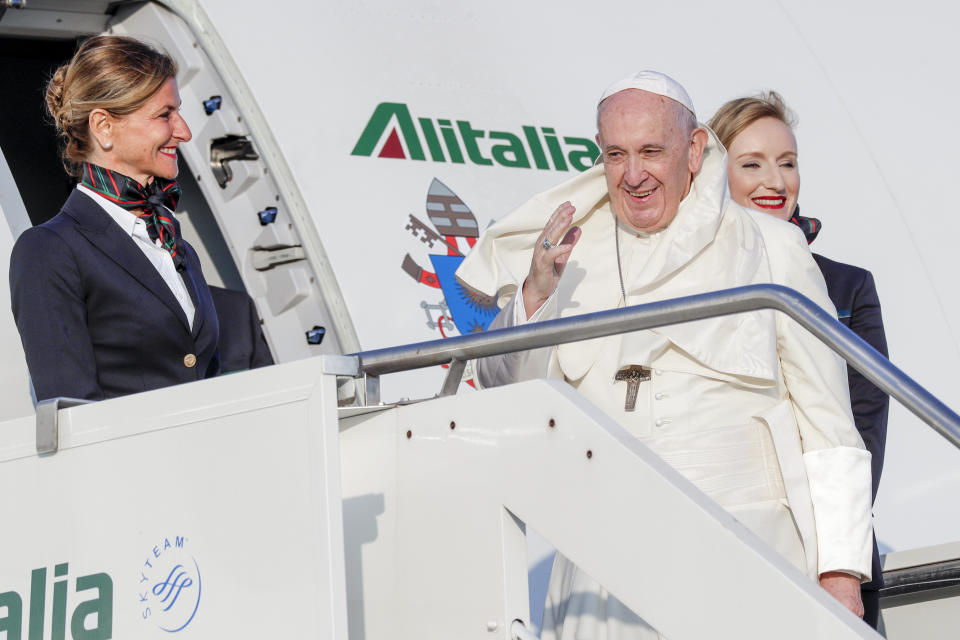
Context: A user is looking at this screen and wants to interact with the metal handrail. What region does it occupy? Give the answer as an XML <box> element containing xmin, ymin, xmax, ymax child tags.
<box><xmin>352</xmin><ymin>284</ymin><xmax>960</xmax><ymax>450</ymax></box>
<box><xmin>880</xmin><ymin>558</ymin><xmax>960</xmax><ymax>598</ymax></box>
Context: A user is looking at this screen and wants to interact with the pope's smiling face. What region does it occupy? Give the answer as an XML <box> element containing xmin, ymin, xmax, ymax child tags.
<box><xmin>726</xmin><ymin>116</ymin><xmax>800</xmax><ymax>221</ymax></box>
<box><xmin>597</xmin><ymin>89</ymin><xmax>706</xmax><ymax>232</ymax></box>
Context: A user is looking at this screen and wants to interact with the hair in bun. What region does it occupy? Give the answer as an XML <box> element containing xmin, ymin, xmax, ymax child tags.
<box><xmin>45</xmin><ymin>35</ymin><xmax>177</xmax><ymax>177</ymax></box>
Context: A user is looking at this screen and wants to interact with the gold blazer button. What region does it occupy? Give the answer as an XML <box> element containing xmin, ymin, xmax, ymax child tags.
<box><xmin>183</xmin><ymin>353</ymin><xmax>197</xmax><ymax>368</ymax></box>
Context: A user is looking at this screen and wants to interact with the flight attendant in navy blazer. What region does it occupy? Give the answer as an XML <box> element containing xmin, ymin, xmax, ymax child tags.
<box><xmin>9</xmin><ymin>35</ymin><xmax>219</xmax><ymax>402</ymax></box>
<box><xmin>710</xmin><ymin>92</ymin><xmax>889</xmax><ymax>628</ymax></box>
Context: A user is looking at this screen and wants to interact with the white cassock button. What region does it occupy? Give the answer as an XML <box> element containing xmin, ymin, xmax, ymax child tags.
<box><xmin>655</xmin><ymin>392</ymin><xmax>664</xmax><ymax>400</ymax></box>
<box><xmin>183</xmin><ymin>353</ymin><xmax>197</xmax><ymax>368</ymax></box>
<box><xmin>655</xmin><ymin>418</ymin><xmax>664</xmax><ymax>427</ymax></box>
<box><xmin>654</xmin><ymin>369</ymin><xmax>663</xmax><ymax>375</ymax></box>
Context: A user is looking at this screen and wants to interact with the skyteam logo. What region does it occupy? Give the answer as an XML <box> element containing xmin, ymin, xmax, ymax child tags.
<box><xmin>138</xmin><ymin>535</ymin><xmax>202</xmax><ymax>633</ymax></box>
<box><xmin>352</xmin><ymin>102</ymin><xmax>599</xmax><ymax>171</ymax></box>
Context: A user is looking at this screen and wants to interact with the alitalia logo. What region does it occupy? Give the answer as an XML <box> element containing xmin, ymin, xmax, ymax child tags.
<box><xmin>0</xmin><ymin>563</ymin><xmax>112</xmax><ymax>639</ymax></box>
<box><xmin>352</xmin><ymin>102</ymin><xmax>599</xmax><ymax>172</ymax></box>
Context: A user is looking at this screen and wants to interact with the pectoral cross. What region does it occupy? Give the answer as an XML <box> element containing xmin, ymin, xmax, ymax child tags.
<box><xmin>615</xmin><ymin>365</ymin><xmax>651</xmax><ymax>412</ymax></box>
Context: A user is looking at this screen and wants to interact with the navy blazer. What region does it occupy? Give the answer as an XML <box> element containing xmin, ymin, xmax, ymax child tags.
<box><xmin>208</xmin><ymin>285</ymin><xmax>274</xmax><ymax>373</ymax></box>
<box><xmin>813</xmin><ymin>253</ymin><xmax>888</xmax><ymax>591</ymax></box>
<box><xmin>9</xmin><ymin>189</ymin><xmax>220</xmax><ymax>402</ymax></box>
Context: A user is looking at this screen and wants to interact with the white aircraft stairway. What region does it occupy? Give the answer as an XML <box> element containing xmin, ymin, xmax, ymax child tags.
<box><xmin>0</xmin><ymin>351</ymin><xmax>922</xmax><ymax>639</ymax></box>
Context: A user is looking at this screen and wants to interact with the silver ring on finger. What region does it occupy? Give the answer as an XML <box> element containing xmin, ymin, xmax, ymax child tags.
<box><xmin>542</xmin><ymin>239</ymin><xmax>555</xmax><ymax>250</ymax></box>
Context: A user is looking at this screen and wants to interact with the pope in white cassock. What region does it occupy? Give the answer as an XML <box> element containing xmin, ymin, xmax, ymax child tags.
<box><xmin>455</xmin><ymin>71</ymin><xmax>874</xmax><ymax>638</ymax></box>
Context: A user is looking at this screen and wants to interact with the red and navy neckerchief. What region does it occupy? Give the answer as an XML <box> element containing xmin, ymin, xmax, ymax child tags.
<box><xmin>789</xmin><ymin>205</ymin><xmax>821</xmax><ymax>245</ymax></box>
<box><xmin>80</xmin><ymin>162</ymin><xmax>185</xmax><ymax>271</ymax></box>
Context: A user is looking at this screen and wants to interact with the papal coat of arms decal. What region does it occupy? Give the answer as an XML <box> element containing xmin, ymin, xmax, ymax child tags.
<box><xmin>401</xmin><ymin>179</ymin><xmax>499</xmax><ymax>386</ymax></box>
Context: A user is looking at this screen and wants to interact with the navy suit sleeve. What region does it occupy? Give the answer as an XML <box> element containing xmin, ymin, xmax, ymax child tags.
<box><xmin>247</xmin><ymin>296</ymin><xmax>274</xmax><ymax>369</ymax></box>
<box><xmin>208</xmin><ymin>285</ymin><xmax>273</xmax><ymax>372</ymax></box>
<box><xmin>9</xmin><ymin>227</ymin><xmax>104</xmax><ymax>402</ymax></box>
<box><xmin>847</xmin><ymin>270</ymin><xmax>888</xmax><ymax>502</ymax></box>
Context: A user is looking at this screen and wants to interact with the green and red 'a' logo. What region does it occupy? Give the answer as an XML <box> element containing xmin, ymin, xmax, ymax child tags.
<box><xmin>351</xmin><ymin>102</ymin><xmax>600</xmax><ymax>172</ymax></box>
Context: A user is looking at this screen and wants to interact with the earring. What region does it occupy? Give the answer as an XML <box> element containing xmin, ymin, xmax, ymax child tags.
<box><xmin>102</xmin><ymin>140</ymin><xmax>113</xmax><ymax>151</ymax></box>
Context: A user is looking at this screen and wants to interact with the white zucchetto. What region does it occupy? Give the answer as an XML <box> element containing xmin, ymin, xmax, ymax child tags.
<box><xmin>598</xmin><ymin>70</ymin><xmax>696</xmax><ymax>117</ymax></box>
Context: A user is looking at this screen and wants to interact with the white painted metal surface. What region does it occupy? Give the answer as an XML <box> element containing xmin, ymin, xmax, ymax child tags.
<box><xmin>883</xmin><ymin>591</ymin><xmax>960</xmax><ymax>640</ymax></box>
<box><xmin>178</xmin><ymin>0</ymin><xmax>960</xmax><ymax>555</ymax></box>
<box><xmin>340</xmin><ymin>379</ymin><xmax>881</xmax><ymax>639</ymax></box>
<box><xmin>882</xmin><ymin>542</ymin><xmax>960</xmax><ymax>573</ymax></box>
<box><xmin>0</xmin><ymin>2</ymin><xmax>959</xmax><ymax>635</ymax></box>
<box><xmin>0</xmin><ymin>149</ymin><xmax>37</xmax><ymax>422</ymax></box>
<box><xmin>0</xmin><ymin>0</ymin><xmax>957</xmax><ymax>555</ymax></box>
<box><xmin>880</xmin><ymin>542</ymin><xmax>960</xmax><ymax>639</ymax></box>
<box><xmin>0</xmin><ymin>358</ymin><xmax>348</xmax><ymax>639</ymax></box>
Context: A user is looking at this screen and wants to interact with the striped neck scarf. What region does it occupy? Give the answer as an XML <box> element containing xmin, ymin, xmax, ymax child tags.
<box><xmin>789</xmin><ymin>205</ymin><xmax>821</xmax><ymax>245</ymax></box>
<box><xmin>80</xmin><ymin>162</ymin><xmax>185</xmax><ymax>271</ymax></box>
